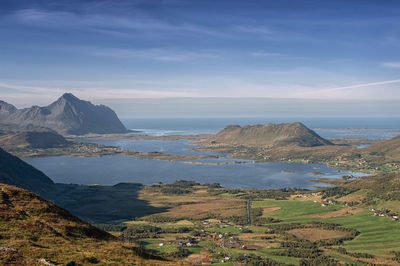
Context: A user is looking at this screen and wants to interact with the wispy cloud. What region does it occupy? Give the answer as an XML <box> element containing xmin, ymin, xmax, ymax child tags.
<box><xmin>0</xmin><ymin>82</ymin><xmax>64</xmax><ymax>95</ymax></box>
<box><xmin>381</xmin><ymin>62</ymin><xmax>400</xmax><ymax>68</ymax></box>
<box><xmin>234</xmin><ymin>25</ymin><xmax>273</xmax><ymax>35</ymax></box>
<box><xmin>326</xmin><ymin>79</ymin><xmax>400</xmax><ymax>91</ymax></box>
<box><xmin>250</xmin><ymin>51</ymin><xmax>308</xmax><ymax>60</ymax></box>
<box><xmin>86</xmin><ymin>47</ymin><xmax>219</xmax><ymax>62</ymax></box>
<box><xmin>0</xmin><ymin>82</ymin><xmax>201</xmax><ymax>106</ymax></box>
<box><xmin>297</xmin><ymin>79</ymin><xmax>400</xmax><ymax>99</ymax></box>
<box><xmin>7</xmin><ymin>8</ymin><xmax>216</xmax><ymax>36</ymax></box>
<box><xmin>251</xmin><ymin>51</ymin><xmax>283</xmax><ymax>57</ymax></box>
<box><xmin>2</xmin><ymin>75</ymin><xmax>400</xmax><ymax>107</ymax></box>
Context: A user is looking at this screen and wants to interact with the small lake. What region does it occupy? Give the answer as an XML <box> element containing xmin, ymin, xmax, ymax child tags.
<box><xmin>24</xmin><ymin>139</ymin><xmax>368</xmax><ymax>190</ymax></box>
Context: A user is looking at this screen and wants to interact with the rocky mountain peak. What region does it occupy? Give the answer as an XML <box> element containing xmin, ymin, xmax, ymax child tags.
<box><xmin>0</xmin><ymin>94</ymin><xmax>129</xmax><ymax>135</ymax></box>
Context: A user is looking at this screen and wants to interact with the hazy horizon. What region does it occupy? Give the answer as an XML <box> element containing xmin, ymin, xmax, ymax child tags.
<box><xmin>2</xmin><ymin>94</ymin><xmax>398</xmax><ymax>119</ymax></box>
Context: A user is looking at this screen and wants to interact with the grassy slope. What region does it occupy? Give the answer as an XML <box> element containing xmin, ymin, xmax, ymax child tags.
<box><xmin>253</xmin><ymin>198</ymin><xmax>340</xmax><ymax>222</ymax></box>
<box><xmin>337</xmin><ymin>173</ymin><xmax>400</xmax><ymax>213</ymax></box>
<box><xmin>366</xmin><ymin>135</ymin><xmax>400</xmax><ymax>162</ymax></box>
<box><xmin>0</xmin><ymin>183</ymin><xmax>171</xmax><ymax>265</ymax></box>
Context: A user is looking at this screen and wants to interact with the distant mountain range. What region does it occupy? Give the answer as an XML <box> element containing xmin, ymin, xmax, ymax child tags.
<box><xmin>206</xmin><ymin>122</ymin><xmax>333</xmax><ymax>147</ymax></box>
<box><xmin>0</xmin><ymin>93</ymin><xmax>129</xmax><ymax>135</ymax></box>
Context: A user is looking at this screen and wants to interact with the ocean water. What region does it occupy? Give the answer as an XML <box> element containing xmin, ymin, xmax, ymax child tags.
<box><xmin>122</xmin><ymin>117</ymin><xmax>400</xmax><ymax>139</ymax></box>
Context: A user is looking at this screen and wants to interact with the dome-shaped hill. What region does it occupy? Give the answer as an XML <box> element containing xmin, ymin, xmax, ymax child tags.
<box><xmin>207</xmin><ymin>122</ymin><xmax>333</xmax><ymax>147</ymax></box>
<box><xmin>0</xmin><ymin>130</ymin><xmax>69</xmax><ymax>149</ymax></box>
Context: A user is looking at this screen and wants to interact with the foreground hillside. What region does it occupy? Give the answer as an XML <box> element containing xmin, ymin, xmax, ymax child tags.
<box><xmin>203</xmin><ymin>122</ymin><xmax>333</xmax><ymax>147</ymax></box>
<box><xmin>0</xmin><ymin>183</ymin><xmax>169</xmax><ymax>265</ymax></box>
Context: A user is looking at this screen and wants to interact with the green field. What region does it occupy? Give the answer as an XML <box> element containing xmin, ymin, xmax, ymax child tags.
<box><xmin>140</xmin><ymin>240</ymin><xmax>180</xmax><ymax>254</ymax></box>
<box><xmin>252</xmin><ymin>197</ymin><xmax>400</xmax><ymax>262</ymax></box>
<box><xmin>101</xmin><ymin>181</ymin><xmax>400</xmax><ymax>265</ymax></box>
<box><xmin>326</xmin><ymin>212</ymin><xmax>400</xmax><ymax>254</ymax></box>
<box><xmin>253</xmin><ymin>198</ymin><xmax>340</xmax><ymax>221</ymax></box>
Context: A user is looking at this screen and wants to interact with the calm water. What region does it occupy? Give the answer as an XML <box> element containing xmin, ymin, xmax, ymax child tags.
<box><xmin>25</xmin><ymin>138</ymin><xmax>369</xmax><ymax>190</ymax></box>
<box><xmin>24</xmin><ymin>154</ymin><xmax>366</xmax><ymax>189</ymax></box>
<box><xmin>78</xmin><ymin>139</ymin><xmax>221</xmax><ymax>156</ymax></box>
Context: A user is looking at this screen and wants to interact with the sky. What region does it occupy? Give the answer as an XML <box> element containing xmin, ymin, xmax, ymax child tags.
<box><xmin>0</xmin><ymin>0</ymin><xmax>399</xmax><ymax>117</ymax></box>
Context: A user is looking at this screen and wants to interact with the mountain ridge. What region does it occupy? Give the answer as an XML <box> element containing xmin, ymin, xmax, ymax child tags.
<box><xmin>0</xmin><ymin>93</ymin><xmax>129</xmax><ymax>135</ymax></box>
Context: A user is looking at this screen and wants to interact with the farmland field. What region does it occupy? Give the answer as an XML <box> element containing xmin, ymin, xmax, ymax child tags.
<box><xmin>97</xmin><ymin>179</ymin><xmax>400</xmax><ymax>265</ymax></box>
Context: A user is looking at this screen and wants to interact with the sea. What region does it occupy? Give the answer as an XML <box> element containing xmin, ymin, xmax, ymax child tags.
<box><xmin>123</xmin><ymin>117</ymin><xmax>400</xmax><ymax>139</ymax></box>
<box><xmin>24</xmin><ymin>117</ymin><xmax>399</xmax><ymax>190</ymax></box>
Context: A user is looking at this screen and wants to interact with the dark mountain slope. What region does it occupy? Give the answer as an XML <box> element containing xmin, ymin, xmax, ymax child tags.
<box><xmin>0</xmin><ymin>147</ymin><xmax>54</xmax><ymax>195</ymax></box>
<box><xmin>206</xmin><ymin>122</ymin><xmax>333</xmax><ymax>147</ymax></box>
<box><xmin>0</xmin><ymin>93</ymin><xmax>129</xmax><ymax>135</ymax></box>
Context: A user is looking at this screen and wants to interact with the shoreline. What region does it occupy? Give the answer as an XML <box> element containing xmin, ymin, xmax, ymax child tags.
<box><xmin>7</xmin><ymin>141</ymin><xmax>221</xmax><ymax>162</ymax></box>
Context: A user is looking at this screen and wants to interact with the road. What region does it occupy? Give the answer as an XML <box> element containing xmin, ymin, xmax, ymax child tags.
<box><xmin>247</xmin><ymin>198</ymin><xmax>251</xmax><ymax>225</ymax></box>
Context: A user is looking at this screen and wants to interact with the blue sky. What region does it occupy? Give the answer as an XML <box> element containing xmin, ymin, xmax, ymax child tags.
<box><xmin>0</xmin><ymin>0</ymin><xmax>399</xmax><ymax>115</ymax></box>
